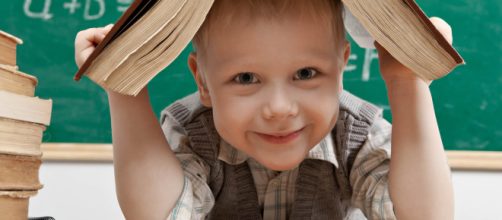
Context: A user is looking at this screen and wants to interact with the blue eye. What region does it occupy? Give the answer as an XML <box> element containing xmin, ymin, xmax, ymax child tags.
<box><xmin>294</xmin><ymin>68</ymin><xmax>318</xmax><ymax>80</ymax></box>
<box><xmin>234</xmin><ymin>72</ymin><xmax>258</xmax><ymax>84</ymax></box>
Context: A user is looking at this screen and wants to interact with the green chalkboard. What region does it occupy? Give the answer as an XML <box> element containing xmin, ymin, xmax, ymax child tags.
<box><xmin>1</xmin><ymin>0</ymin><xmax>500</xmax><ymax>151</ymax></box>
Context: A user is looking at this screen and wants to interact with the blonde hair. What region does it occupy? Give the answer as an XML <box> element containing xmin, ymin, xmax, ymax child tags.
<box><xmin>193</xmin><ymin>0</ymin><xmax>347</xmax><ymax>58</ymax></box>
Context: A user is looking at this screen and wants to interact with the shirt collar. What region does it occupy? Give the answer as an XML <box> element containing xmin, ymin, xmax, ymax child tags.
<box><xmin>218</xmin><ymin>133</ymin><xmax>339</xmax><ymax>168</ymax></box>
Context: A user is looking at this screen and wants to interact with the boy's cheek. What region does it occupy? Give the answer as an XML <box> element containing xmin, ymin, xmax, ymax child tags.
<box><xmin>212</xmin><ymin>98</ymin><xmax>257</xmax><ymax>124</ymax></box>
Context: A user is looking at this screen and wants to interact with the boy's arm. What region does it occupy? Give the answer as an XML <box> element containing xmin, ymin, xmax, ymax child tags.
<box><xmin>108</xmin><ymin>89</ymin><xmax>184</xmax><ymax>219</ymax></box>
<box><xmin>386</xmin><ymin>77</ymin><xmax>453</xmax><ymax>220</ymax></box>
<box><xmin>376</xmin><ymin>17</ymin><xmax>454</xmax><ymax>219</ymax></box>
<box><xmin>75</xmin><ymin>26</ymin><xmax>184</xmax><ymax>219</ymax></box>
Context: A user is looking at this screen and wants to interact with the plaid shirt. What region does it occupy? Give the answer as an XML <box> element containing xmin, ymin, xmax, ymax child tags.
<box><xmin>163</xmin><ymin>111</ymin><xmax>394</xmax><ymax>220</ymax></box>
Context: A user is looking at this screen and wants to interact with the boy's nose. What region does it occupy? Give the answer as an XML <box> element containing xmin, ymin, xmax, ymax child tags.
<box><xmin>262</xmin><ymin>90</ymin><xmax>299</xmax><ymax>120</ymax></box>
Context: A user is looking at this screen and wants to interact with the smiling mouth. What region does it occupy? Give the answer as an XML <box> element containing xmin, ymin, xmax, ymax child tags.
<box><xmin>256</xmin><ymin>127</ymin><xmax>304</xmax><ymax>144</ymax></box>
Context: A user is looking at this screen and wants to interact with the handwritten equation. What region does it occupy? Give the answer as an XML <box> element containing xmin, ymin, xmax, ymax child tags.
<box><xmin>23</xmin><ymin>0</ymin><xmax>132</xmax><ymax>21</ymax></box>
<box><xmin>346</xmin><ymin>49</ymin><xmax>379</xmax><ymax>82</ymax></box>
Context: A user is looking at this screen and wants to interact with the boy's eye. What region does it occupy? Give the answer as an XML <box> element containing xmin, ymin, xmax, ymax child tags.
<box><xmin>294</xmin><ymin>68</ymin><xmax>318</xmax><ymax>80</ymax></box>
<box><xmin>233</xmin><ymin>72</ymin><xmax>258</xmax><ymax>84</ymax></box>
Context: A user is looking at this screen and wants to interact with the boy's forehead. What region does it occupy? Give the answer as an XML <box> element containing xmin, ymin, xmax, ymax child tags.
<box><xmin>202</xmin><ymin>17</ymin><xmax>342</xmax><ymax>70</ymax></box>
<box><xmin>206</xmin><ymin>0</ymin><xmax>342</xmax><ymax>27</ymax></box>
<box><xmin>194</xmin><ymin>0</ymin><xmax>346</xmax><ymax>64</ymax></box>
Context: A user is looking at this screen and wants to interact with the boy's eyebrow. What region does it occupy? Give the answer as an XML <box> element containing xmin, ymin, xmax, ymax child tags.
<box><xmin>212</xmin><ymin>49</ymin><xmax>339</xmax><ymax>69</ymax></box>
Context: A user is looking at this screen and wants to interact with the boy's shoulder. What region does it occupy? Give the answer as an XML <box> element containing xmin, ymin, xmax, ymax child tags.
<box><xmin>160</xmin><ymin>92</ymin><xmax>210</xmax><ymax>127</ymax></box>
<box><xmin>339</xmin><ymin>90</ymin><xmax>382</xmax><ymax>122</ymax></box>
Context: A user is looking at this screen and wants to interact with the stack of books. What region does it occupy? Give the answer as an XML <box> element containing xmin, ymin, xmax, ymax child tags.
<box><xmin>0</xmin><ymin>31</ymin><xmax>52</xmax><ymax>220</ymax></box>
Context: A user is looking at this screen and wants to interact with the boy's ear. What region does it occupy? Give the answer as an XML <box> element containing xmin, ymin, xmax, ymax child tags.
<box><xmin>343</xmin><ymin>41</ymin><xmax>351</xmax><ymax>67</ymax></box>
<box><xmin>188</xmin><ymin>52</ymin><xmax>212</xmax><ymax>107</ymax></box>
<box><xmin>339</xmin><ymin>41</ymin><xmax>351</xmax><ymax>93</ymax></box>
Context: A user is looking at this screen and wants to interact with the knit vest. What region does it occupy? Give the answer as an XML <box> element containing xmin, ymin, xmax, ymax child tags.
<box><xmin>161</xmin><ymin>91</ymin><xmax>381</xmax><ymax>220</ymax></box>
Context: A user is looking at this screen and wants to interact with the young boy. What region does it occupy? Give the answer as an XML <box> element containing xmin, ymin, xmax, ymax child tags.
<box><xmin>74</xmin><ymin>0</ymin><xmax>454</xmax><ymax>219</ymax></box>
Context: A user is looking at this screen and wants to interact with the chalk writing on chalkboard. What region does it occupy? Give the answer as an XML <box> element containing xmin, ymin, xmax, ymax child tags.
<box><xmin>344</xmin><ymin>48</ymin><xmax>380</xmax><ymax>82</ymax></box>
<box><xmin>117</xmin><ymin>0</ymin><xmax>134</xmax><ymax>12</ymax></box>
<box><xmin>23</xmin><ymin>0</ymin><xmax>133</xmax><ymax>21</ymax></box>
<box><xmin>345</xmin><ymin>48</ymin><xmax>380</xmax><ymax>82</ymax></box>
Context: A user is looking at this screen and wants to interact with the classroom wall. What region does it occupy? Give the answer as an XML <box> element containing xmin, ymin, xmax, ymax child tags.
<box><xmin>29</xmin><ymin>162</ymin><xmax>502</xmax><ymax>220</ymax></box>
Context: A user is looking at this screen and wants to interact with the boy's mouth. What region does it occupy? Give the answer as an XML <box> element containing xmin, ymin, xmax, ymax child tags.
<box><xmin>256</xmin><ymin>127</ymin><xmax>304</xmax><ymax>144</ymax></box>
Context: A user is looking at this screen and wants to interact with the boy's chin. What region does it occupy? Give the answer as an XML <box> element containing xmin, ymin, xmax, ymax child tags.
<box><xmin>257</xmin><ymin>155</ymin><xmax>305</xmax><ymax>171</ymax></box>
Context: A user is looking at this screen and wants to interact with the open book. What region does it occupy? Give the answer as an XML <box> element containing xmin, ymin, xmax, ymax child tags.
<box><xmin>74</xmin><ymin>0</ymin><xmax>214</xmax><ymax>96</ymax></box>
<box><xmin>342</xmin><ymin>0</ymin><xmax>464</xmax><ymax>80</ymax></box>
<box><xmin>75</xmin><ymin>0</ymin><xmax>463</xmax><ymax>96</ymax></box>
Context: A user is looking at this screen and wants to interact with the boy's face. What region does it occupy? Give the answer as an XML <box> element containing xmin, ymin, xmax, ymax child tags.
<box><xmin>189</xmin><ymin>12</ymin><xmax>350</xmax><ymax>171</ymax></box>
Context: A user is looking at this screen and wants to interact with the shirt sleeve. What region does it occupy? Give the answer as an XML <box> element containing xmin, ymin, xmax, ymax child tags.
<box><xmin>162</xmin><ymin>115</ymin><xmax>215</xmax><ymax>220</ymax></box>
<box><xmin>349</xmin><ymin>117</ymin><xmax>396</xmax><ymax>220</ymax></box>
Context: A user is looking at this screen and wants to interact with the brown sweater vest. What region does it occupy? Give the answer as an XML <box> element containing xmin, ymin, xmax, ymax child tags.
<box><xmin>161</xmin><ymin>91</ymin><xmax>380</xmax><ymax>219</ymax></box>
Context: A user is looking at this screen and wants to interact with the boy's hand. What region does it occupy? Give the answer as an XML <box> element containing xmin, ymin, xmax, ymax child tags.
<box><xmin>374</xmin><ymin>17</ymin><xmax>453</xmax><ymax>86</ymax></box>
<box><xmin>74</xmin><ymin>24</ymin><xmax>113</xmax><ymax>68</ymax></box>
